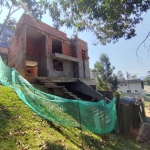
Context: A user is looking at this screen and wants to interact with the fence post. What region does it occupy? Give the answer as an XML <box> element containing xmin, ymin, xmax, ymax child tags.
<box><xmin>115</xmin><ymin>94</ymin><xmax>120</xmax><ymax>135</ymax></box>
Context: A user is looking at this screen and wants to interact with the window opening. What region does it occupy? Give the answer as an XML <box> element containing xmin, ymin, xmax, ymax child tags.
<box><xmin>52</xmin><ymin>39</ymin><xmax>62</xmax><ymax>54</ymax></box>
<box><xmin>53</xmin><ymin>59</ymin><xmax>63</xmax><ymax>71</ymax></box>
<box><xmin>141</xmin><ymin>82</ymin><xmax>144</xmax><ymax>89</ymax></box>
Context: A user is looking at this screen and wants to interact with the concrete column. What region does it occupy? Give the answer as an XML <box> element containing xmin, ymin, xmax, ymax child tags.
<box><xmin>17</xmin><ymin>25</ymin><xmax>26</xmax><ymax>77</ymax></box>
<box><xmin>46</xmin><ymin>35</ymin><xmax>50</xmax><ymax>76</ymax></box>
<box><xmin>75</xmin><ymin>35</ymin><xmax>79</xmax><ymax>58</ymax></box>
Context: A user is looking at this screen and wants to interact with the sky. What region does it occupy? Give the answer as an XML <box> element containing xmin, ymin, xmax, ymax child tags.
<box><xmin>0</xmin><ymin>5</ymin><xmax>150</xmax><ymax>78</ymax></box>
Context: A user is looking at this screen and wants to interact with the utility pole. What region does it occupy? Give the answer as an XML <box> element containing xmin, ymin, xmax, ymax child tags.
<box><xmin>126</xmin><ymin>72</ymin><xmax>131</xmax><ymax>97</ymax></box>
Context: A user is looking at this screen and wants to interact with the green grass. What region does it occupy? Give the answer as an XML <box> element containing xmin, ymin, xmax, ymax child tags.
<box><xmin>0</xmin><ymin>85</ymin><xmax>150</xmax><ymax>150</ymax></box>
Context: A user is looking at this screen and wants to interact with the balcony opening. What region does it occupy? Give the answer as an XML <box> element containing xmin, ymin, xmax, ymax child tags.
<box><xmin>52</xmin><ymin>39</ymin><xmax>62</xmax><ymax>54</ymax></box>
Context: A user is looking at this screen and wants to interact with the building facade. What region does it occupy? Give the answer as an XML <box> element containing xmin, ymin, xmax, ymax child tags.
<box><xmin>117</xmin><ymin>79</ymin><xmax>145</xmax><ymax>97</ymax></box>
<box><xmin>8</xmin><ymin>14</ymin><xmax>90</xmax><ymax>79</ymax></box>
<box><xmin>0</xmin><ymin>24</ymin><xmax>14</xmax><ymax>64</ymax></box>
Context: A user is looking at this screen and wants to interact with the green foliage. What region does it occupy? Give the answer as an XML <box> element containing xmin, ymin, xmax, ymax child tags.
<box><xmin>0</xmin><ymin>0</ymin><xmax>46</xmax><ymax>31</ymax></box>
<box><xmin>130</xmin><ymin>74</ymin><xmax>138</xmax><ymax>80</ymax></box>
<box><xmin>144</xmin><ymin>76</ymin><xmax>150</xmax><ymax>85</ymax></box>
<box><xmin>40</xmin><ymin>0</ymin><xmax>150</xmax><ymax>44</ymax></box>
<box><xmin>117</xmin><ymin>70</ymin><xmax>125</xmax><ymax>81</ymax></box>
<box><xmin>4</xmin><ymin>18</ymin><xmax>16</xmax><ymax>30</ymax></box>
<box><xmin>94</xmin><ymin>53</ymin><xmax>118</xmax><ymax>91</ymax></box>
<box><xmin>1</xmin><ymin>0</ymin><xmax>150</xmax><ymax>44</ymax></box>
<box><xmin>111</xmin><ymin>74</ymin><xmax>118</xmax><ymax>91</ymax></box>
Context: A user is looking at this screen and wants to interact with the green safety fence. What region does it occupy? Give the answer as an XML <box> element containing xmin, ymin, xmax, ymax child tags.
<box><xmin>146</xmin><ymin>93</ymin><xmax>150</xmax><ymax>97</ymax></box>
<box><xmin>0</xmin><ymin>56</ymin><xmax>117</xmax><ymax>134</ymax></box>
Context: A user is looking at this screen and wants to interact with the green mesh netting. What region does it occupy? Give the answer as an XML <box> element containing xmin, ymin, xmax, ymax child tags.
<box><xmin>0</xmin><ymin>56</ymin><xmax>117</xmax><ymax>134</ymax></box>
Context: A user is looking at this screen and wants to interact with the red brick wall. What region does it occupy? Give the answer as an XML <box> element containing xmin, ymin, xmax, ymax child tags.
<box><xmin>47</xmin><ymin>36</ymin><xmax>72</xmax><ymax>57</ymax></box>
<box><xmin>11</xmin><ymin>14</ymin><xmax>90</xmax><ymax>67</ymax></box>
<box><xmin>16</xmin><ymin>14</ymin><xmax>90</xmax><ymax>60</ymax></box>
<box><xmin>37</xmin><ymin>36</ymin><xmax>46</xmax><ymax>57</ymax></box>
<box><xmin>16</xmin><ymin>14</ymin><xmax>40</xmax><ymax>31</ymax></box>
<box><xmin>26</xmin><ymin>38</ymin><xmax>38</xmax><ymax>60</ymax></box>
<box><xmin>77</xmin><ymin>38</ymin><xmax>88</xmax><ymax>59</ymax></box>
<box><xmin>39</xmin><ymin>22</ymin><xmax>66</xmax><ymax>39</ymax></box>
<box><xmin>62</xmin><ymin>42</ymin><xmax>72</xmax><ymax>57</ymax></box>
<box><xmin>17</xmin><ymin>14</ymin><xmax>67</xmax><ymax>40</ymax></box>
<box><xmin>47</xmin><ymin>36</ymin><xmax>52</xmax><ymax>55</ymax></box>
<box><xmin>17</xmin><ymin>31</ymin><xmax>24</xmax><ymax>53</ymax></box>
<box><xmin>9</xmin><ymin>36</ymin><xmax>17</xmax><ymax>63</ymax></box>
<box><xmin>26</xmin><ymin>36</ymin><xmax>46</xmax><ymax>61</ymax></box>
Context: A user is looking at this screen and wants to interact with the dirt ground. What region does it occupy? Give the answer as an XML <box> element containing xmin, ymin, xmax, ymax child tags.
<box><xmin>136</xmin><ymin>106</ymin><xmax>150</xmax><ymax>144</ymax></box>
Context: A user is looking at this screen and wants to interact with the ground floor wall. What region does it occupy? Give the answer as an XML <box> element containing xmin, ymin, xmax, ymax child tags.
<box><xmin>15</xmin><ymin>51</ymin><xmax>26</xmax><ymax>76</ymax></box>
<box><xmin>38</xmin><ymin>55</ymin><xmax>48</xmax><ymax>76</ymax></box>
<box><xmin>48</xmin><ymin>57</ymin><xmax>90</xmax><ymax>78</ymax></box>
<box><xmin>78</xmin><ymin>60</ymin><xmax>90</xmax><ymax>78</ymax></box>
<box><xmin>48</xmin><ymin>58</ymin><xmax>74</xmax><ymax>77</ymax></box>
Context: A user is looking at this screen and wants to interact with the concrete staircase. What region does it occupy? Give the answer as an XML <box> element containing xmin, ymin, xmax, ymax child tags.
<box><xmin>61</xmin><ymin>87</ymin><xmax>80</xmax><ymax>100</ymax></box>
<box><xmin>36</xmin><ymin>77</ymin><xmax>80</xmax><ymax>100</ymax></box>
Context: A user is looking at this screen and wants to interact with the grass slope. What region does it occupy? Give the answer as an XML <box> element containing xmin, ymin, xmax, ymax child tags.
<box><xmin>0</xmin><ymin>85</ymin><xmax>149</xmax><ymax>150</ymax></box>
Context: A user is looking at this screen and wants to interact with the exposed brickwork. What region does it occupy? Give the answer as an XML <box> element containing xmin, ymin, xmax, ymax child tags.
<box><xmin>62</xmin><ymin>42</ymin><xmax>72</xmax><ymax>57</ymax></box>
<box><xmin>9</xmin><ymin>36</ymin><xmax>17</xmax><ymax>64</ymax></box>
<box><xmin>26</xmin><ymin>38</ymin><xmax>38</xmax><ymax>60</ymax></box>
<box><xmin>77</xmin><ymin>39</ymin><xmax>88</xmax><ymax>60</ymax></box>
<box><xmin>8</xmin><ymin>14</ymin><xmax>90</xmax><ymax>78</ymax></box>
<box><xmin>37</xmin><ymin>36</ymin><xmax>46</xmax><ymax>57</ymax></box>
<box><xmin>38</xmin><ymin>22</ymin><xmax>66</xmax><ymax>39</ymax></box>
<box><xmin>48</xmin><ymin>36</ymin><xmax>52</xmax><ymax>55</ymax></box>
<box><xmin>15</xmin><ymin>27</ymin><xmax>26</xmax><ymax>69</ymax></box>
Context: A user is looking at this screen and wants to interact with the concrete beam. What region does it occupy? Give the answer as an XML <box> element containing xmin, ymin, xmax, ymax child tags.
<box><xmin>50</xmin><ymin>53</ymin><xmax>80</xmax><ymax>62</ymax></box>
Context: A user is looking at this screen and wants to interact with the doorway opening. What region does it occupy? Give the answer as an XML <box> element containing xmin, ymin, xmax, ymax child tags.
<box><xmin>52</xmin><ymin>39</ymin><xmax>62</xmax><ymax>54</ymax></box>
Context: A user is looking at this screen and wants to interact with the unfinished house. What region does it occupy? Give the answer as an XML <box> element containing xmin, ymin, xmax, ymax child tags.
<box><xmin>9</xmin><ymin>14</ymin><xmax>89</xmax><ymax>78</ymax></box>
<box><xmin>8</xmin><ymin>14</ymin><xmax>103</xmax><ymax>101</ymax></box>
<box><xmin>0</xmin><ymin>24</ymin><xmax>14</xmax><ymax>64</ymax></box>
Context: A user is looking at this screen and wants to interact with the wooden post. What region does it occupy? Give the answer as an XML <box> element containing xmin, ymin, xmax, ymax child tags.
<box><xmin>115</xmin><ymin>94</ymin><xmax>120</xmax><ymax>135</ymax></box>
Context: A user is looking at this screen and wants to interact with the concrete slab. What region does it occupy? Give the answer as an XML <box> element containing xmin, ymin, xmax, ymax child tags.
<box><xmin>50</xmin><ymin>53</ymin><xmax>80</xmax><ymax>62</ymax></box>
<box><xmin>36</xmin><ymin>76</ymin><xmax>96</xmax><ymax>85</ymax></box>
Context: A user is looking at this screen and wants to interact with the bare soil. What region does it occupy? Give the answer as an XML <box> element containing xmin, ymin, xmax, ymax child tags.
<box><xmin>136</xmin><ymin>105</ymin><xmax>150</xmax><ymax>145</ymax></box>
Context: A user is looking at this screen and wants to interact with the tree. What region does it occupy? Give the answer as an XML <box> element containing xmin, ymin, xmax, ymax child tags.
<box><xmin>126</xmin><ymin>72</ymin><xmax>138</xmax><ymax>80</ymax></box>
<box><xmin>117</xmin><ymin>70</ymin><xmax>125</xmax><ymax>81</ymax></box>
<box><xmin>110</xmin><ymin>74</ymin><xmax>118</xmax><ymax>91</ymax></box>
<box><xmin>144</xmin><ymin>76</ymin><xmax>150</xmax><ymax>85</ymax></box>
<box><xmin>39</xmin><ymin>0</ymin><xmax>150</xmax><ymax>45</ymax></box>
<box><xmin>0</xmin><ymin>0</ymin><xmax>46</xmax><ymax>35</ymax></box>
<box><xmin>1</xmin><ymin>1</ymin><xmax>150</xmax><ymax>45</ymax></box>
<box><xmin>130</xmin><ymin>74</ymin><xmax>138</xmax><ymax>79</ymax></box>
<box><xmin>94</xmin><ymin>53</ymin><xmax>118</xmax><ymax>91</ymax></box>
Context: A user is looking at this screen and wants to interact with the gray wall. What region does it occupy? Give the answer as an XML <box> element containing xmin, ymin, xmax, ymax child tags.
<box><xmin>78</xmin><ymin>60</ymin><xmax>90</xmax><ymax>78</ymax></box>
<box><xmin>48</xmin><ymin>57</ymin><xmax>90</xmax><ymax>78</ymax></box>
<box><xmin>48</xmin><ymin>58</ymin><xmax>74</xmax><ymax>77</ymax></box>
<box><xmin>38</xmin><ymin>55</ymin><xmax>47</xmax><ymax>76</ymax></box>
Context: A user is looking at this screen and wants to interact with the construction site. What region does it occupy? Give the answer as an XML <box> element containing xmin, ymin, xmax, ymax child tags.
<box><xmin>0</xmin><ymin>13</ymin><xmax>150</xmax><ymax>150</ymax></box>
<box><xmin>1</xmin><ymin>14</ymin><xmax>106</xmax><ymax>101</ymax></box>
